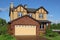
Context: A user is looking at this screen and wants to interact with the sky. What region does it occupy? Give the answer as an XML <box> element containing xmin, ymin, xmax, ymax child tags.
<box><xmin>0</xmin><ymin>0</ymin><xmax>60</xmax><ymax>23</ymax></box>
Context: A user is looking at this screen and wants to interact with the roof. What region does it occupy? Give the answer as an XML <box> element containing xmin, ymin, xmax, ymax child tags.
<box><xmin>8</xmin><ymin>15</ymin><xmax>39</xmax><ymax>24</ymax></box>
<box><xmin>8</xmin><ymin>15</ymin><xmax>51</xmax><ymax>24</ymax></box>
<box><xmin>27</xmin><ymin>8</ymin><xmax>37</xmax><ymax>13</ymax></box>
<box><xmin>38</xmin><ymin>20</ymin><xmax>51</xmax><ymax>23</ymax></box>
<box><xmin>37</xmin><ymin>6</ymin><xmax>48</xmax><ymax>13</ymax></box>
<box><xmin>9</xmin><ymin>4</ymin><xmax>48</xmax><ymax>16</ymax></box>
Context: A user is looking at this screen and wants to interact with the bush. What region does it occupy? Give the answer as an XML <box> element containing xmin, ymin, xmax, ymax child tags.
<box><xmin>0</xmin><ymin>34</ymin><xmax>16</xmax><ymax>40</ymax></box>
<box><xmin>46</xmin><ymin>29</ymin><xmax>59</xmax><ymax>37</ymax></box>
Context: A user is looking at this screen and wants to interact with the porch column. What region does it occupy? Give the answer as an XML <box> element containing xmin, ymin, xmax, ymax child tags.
<box><xmin>44</xmin><ymin>24</ymin><xmax>46</xmax><ymax>30</ymax></box>
<box><xmin>48</xmin><ymin>22</ymin><xmax>51</xmax><ymax>29</ymax></box>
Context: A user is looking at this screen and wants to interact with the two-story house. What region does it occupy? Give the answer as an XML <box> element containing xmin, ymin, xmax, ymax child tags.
<box><xmin>8</xmin><ymin>3</ymin><xmax>51</xmax><ymax>36</ymax></box>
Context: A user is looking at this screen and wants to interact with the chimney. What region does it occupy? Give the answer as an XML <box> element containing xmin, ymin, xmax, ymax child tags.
<box><xmin>10</xmin><ymin>2</ymin><xmax>14</xmax><ymax>8</ymax></box>
<box><xmin>24</xmin><ymin>4</ymin><xmax>27</xmax><ymax>8</ymax></box>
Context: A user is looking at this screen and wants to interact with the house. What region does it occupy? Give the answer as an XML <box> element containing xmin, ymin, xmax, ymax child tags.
<box><xmin>8</xmin><ymin>3</ymin><xmax>51</xmax><ymax>36</ymax></box>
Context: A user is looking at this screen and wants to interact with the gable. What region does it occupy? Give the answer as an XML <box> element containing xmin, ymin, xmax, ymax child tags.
<box><xmin>10</xmin><ymin>15</ymin><xmax>40</xmax><ymax>26</ymax></box>
<box><xmin>13</xmin><ymin>5</ymin><xmax>27</xmax><ymax>12</ymax></box>
<box><xmin>36</xmin><ymin>7</ymin><xmax>48</xmax><ymax>14</ymax></box>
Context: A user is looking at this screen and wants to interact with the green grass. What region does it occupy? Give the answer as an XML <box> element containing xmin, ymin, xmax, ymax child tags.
<box><xmin>45</xmin><ymin>35</ymin><xmax>60</xmax><ymax>40</ymax></box>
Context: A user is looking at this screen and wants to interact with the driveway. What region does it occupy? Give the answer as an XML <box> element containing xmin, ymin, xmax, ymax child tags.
<box><xmin>15</xmin><ymin>36</ymin><xmax>49</xmax><ymax>40</ymax></box>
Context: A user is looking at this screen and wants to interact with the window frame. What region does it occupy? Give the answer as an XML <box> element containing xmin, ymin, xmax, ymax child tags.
<box><xmin>39</xmin><ymin>13</ymin><xmax>43</xmax><ymax>18</ymax></box>
<box><xmin>40</xmin><ymin>24</ymin><xmax>44</xmax><ymax>29</ymax></box>
<box><xmin>28</xmin><ymin>13</ymin><xmax>32</xmax><ymax>17</ymax></box>
<box><xmin>18</xmin><ymin>12</ymin><xmax>22</xmax><ymax>17</ymax></box>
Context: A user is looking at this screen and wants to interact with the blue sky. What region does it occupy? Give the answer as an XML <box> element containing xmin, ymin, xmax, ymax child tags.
<box><xmin>0</xmin><ymin>0</ymin><xmax>60</xmax><ymax>23</ymax></box>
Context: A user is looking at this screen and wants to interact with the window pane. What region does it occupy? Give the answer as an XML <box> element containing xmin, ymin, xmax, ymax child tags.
<box><xmin>39</xmin><ymin>14</ymin><xmax>43</xmax><ymax>18</ymax></box>
<box><xmin>28</xmin><ymin>13</ymin><xmax>32</xmax><ymax>17</ymax></box>
<box><xmin>18</xmin><ymin>12</ymin><xmax>22</xmax><ymax>17</ymax></box>
<box><xmin>40</xmin><ymin>24</ymin><xmax>44</xmax><ymax>29</ymax></box>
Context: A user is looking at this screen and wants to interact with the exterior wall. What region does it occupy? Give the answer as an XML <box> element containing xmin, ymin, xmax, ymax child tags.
<box><xmin>35</xmin><ymin>8</ymin><xmax>47</xmax><ymax>20</ymax></box>
<box><xmin>10</xmin><ymin>6</ymin><xmax>27</xmax><ymax>21</ymax></box>
<box><xmin>10</xmin><ymin>6</ymin><xmax>47</xmax><ymax>21</ymax></box>
<box><xmin>39</xmin><ymin>23</ymin><xmax>46</xmax><ymax>34</ymax></box>
<box><xmin>8</xmin><ymin>16</ymin><xmax>40</xmax><ymax>36</ymax></box>
<box><xmin>10</xmin><ymin>11</ymin><xmax>14</xmax><ymax>21</ymax></box>
<box><xmin>13</xmin><ymin>11</ymin><xmax>18</xmax><ymax>19</ymax></box>
<box><xmin>32</xmin><ymin>13</ymin><xmax>36</xmax><ymax>19</ymax></box>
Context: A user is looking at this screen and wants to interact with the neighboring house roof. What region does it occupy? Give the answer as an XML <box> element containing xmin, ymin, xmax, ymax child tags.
<box><xmin>8</xmin><ymin>15</ymin><xmax>51</xmax><ymax>24</ymax></box>
<box><xmin>9</xmin><ymin>4</ymin><xmax>48</xmax><ymax>16</ymax></box>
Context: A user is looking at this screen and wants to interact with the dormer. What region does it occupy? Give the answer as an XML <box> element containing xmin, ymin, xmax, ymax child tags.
<box><xmin>35</xmin><ymin>6</ymin><xmax>48</xmax><ymax>20</ymax></box>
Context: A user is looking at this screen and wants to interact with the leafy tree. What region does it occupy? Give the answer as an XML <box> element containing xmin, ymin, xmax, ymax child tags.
<box><xmin>0</xmin><ymin>18</ymin><xmax>7</xmax><ymax>35</ymax></box>
<box><xmin>0</xmin><ymin>34</ymin><xmax>16</xmax><ymax>40</ymax></box>
<box><xmin>0</xmin><ymin>18</ymin><xmax>6</xmax><ymax>26</ymax></box>
<box><xmin>50</xmin><ymin>23</ymin><xmax>60</xmax><ymax>29</ymax></box>
<box><xmin>0</xmin><ymin>18</ymin><xmax>16</xmax><ymax>40</ymax></box>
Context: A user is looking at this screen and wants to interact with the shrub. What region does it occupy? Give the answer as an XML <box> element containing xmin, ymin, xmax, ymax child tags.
<box><xmin>0</xmin><ymin>34</ymin><xmax>16</xmax><ymax>40</ymax></box>
<box><xmin>46</xmin><ymin>29</ymin><xmax>59</xmax><ymax>37</ymax></box>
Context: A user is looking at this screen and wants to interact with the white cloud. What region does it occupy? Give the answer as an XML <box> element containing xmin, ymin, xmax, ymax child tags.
<box><xmin>51</xmin><ymin>20</ymin><xmax>60</xmax><ymax>24</ymax></box>
<box><xmin>49</xmin><ymin>15</ymin><xmax>54</xmax><ymax>18</ymax></box>
<box><xmin>0</xmin><ymin>8</ymin><xmax>9</xmax><ymax>12</ymax></box>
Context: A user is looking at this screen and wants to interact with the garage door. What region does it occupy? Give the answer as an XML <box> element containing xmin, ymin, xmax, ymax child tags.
<box><xmin>15</xmin><ymin>25</ymin><xmax>36</xmax><ymax>36</ymax></box>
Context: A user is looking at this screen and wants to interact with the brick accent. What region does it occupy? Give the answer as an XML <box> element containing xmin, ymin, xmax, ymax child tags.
<box><xmin>8</xmin><ymin>16</ymin><xmax>40</xmax><ymax>36</ymax></box>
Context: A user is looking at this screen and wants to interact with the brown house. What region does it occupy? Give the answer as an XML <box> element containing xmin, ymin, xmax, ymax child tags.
<box><xmin>8</xmin><ymin>3</ymin><xmax>51</xmax><ymax>36</ymax></box>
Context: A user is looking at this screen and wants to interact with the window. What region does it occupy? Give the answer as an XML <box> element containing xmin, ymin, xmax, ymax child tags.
<box><xmin>40</xmin><ymin>24</ymin><xmax>44</xmax><ymax>29</ymax></box>
<box><xmin>28</xmin><ymin>13</ymin><xmax>32</xmax><ymax>17</ymax></box>
<box><xmin>39</xmin><ymin>14</ymin><xmax>43</xmax><ymax>18</ymax></box>
<box><xmin>18</xmin><ymin>12</ymin><xmax>22</xmax><ymax>17</ymax></box>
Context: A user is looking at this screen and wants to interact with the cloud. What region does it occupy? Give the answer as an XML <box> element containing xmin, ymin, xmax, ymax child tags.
<box><xmin>49</xmin><ymin>15</ymin><xmax>54</xmax><ymax>18</ymax></box>
<box><xmin>0</xmin><ymin>8</ymin><xmax>9</xmax><ymax>12</ymax></box>
<box><xmin>51</xmin><ymin>20</ymin><xmax>60</xmax><ymax>24</ymax></box>
<box><xmin>55</xmin><ymin>20</ymin><xmax>60</xmax><ymax>24</ymax></box>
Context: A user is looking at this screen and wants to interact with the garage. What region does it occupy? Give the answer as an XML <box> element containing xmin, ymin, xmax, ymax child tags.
<box><xmin>15</xmin><ymin>25</ymin><xmax>36</xmax><ymax>36</ymax></box>
<box><xmin>8</xmin><ymin>16</ymin><xmax>40</xmax><ymax>36</ymax></box>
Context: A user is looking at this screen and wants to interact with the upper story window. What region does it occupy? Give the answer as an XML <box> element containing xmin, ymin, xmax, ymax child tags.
<box><xmin>18</xmin><ymin>12</ymin><xmax>22</xmax><ymax>17</ymax></box>
<box><xmin>39</xmin><ymin>13</ymin><xmax>43</xmax><ymax>18</ymax></box>
<box><xmin>28</xmin><ymin>13</ymin><xmax>32</xmax><ymax>17</ymax></box>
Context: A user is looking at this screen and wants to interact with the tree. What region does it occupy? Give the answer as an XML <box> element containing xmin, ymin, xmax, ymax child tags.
<box><xmin>50</xmin><ymin>23</ymin><xmax>60</xmax><ymax>29</ymax></box>
<box><xmin>0</xmin><ymin>18</ymin><xmax>7</xmax><ymax>35</ymax></box>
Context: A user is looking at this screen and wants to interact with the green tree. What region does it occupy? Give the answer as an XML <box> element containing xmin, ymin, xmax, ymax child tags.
<box><xmin>50</xmin><ymin>23</ymin><xmax>60</xmax><ymax>29</ymax></box>
<box><xmin>0</xmin><ymin>18</ymin><xmax>7</xmax><ymax>35</ymax></box>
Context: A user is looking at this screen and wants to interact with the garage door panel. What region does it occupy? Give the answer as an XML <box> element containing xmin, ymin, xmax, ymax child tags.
<box><xmin>15</xmin><ymin>25</ymin><xmax>36</xmax><ymax>36</ymax></box>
